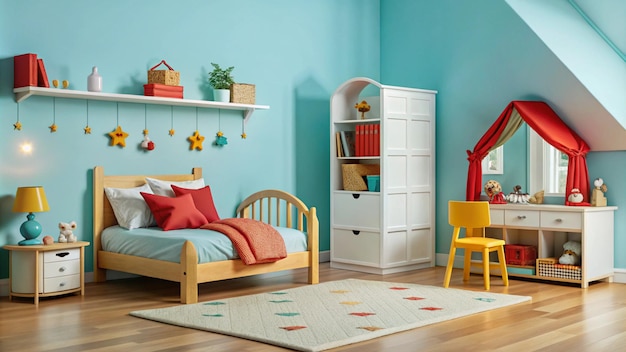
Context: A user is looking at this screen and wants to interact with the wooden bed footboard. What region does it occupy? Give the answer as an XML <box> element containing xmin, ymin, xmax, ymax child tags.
<box><xmin>92</xmin><ymin>166</ymin><xmax>319</xmax><ymax>304</ymax></box>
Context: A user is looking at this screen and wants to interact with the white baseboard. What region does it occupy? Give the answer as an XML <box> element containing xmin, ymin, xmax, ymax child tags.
<box><xmin>0</xmin><ymin>250</ymin><xmax>333</xmax><ymax>297</ymax></box>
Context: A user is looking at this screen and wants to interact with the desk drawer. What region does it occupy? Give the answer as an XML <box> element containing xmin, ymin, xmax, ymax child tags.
<box><xmin>541</xmin><ymin>211</ymin><xmax>582</xmax><ymax>230</ymax></box>
<box><xmin>504</xmin><ymin>210</ymin><xmax>540</xmax><ymax>228</ymax></box>
<box><xmin>490</xmin><ymin>209</ymin><xmax>504</xmax><ymax>226</ymax></box>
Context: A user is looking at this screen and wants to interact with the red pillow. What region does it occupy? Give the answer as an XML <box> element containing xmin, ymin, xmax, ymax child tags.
<box><xmin>171</xmin><ymin>185</ymin><xmax>220</xmax><ymax>223</ymax></box>
<box><xmin>140</xmin><ymin>192</ymin><xmax>208</xmax><ymax>231</ymax></box>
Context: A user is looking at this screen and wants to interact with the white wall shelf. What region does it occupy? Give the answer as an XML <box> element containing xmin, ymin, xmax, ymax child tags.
<box><xmin>14</xmin><ymin>86</ymin><xmax>269</xmax><ymax>123</ymax></box>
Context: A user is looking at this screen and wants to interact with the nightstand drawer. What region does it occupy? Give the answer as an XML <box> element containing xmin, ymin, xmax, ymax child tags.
<box><xmin>541</xmin><ymin>211</ymin><xmax>582</xmax><ymax>230</ymax></box>
<box><xmin>44</xmin><ymin>274</ymin><xmax>80</xmax><ymax>293</ymax></box>
<box><xmin>44</xmin><ymin>248</ymin><xmax>80</xmax><ymax>263</ymax></box>
<box><xmin>44</xmin><ymin>259</ymin><xmax>80</xmax><ymax>278</ymax></box>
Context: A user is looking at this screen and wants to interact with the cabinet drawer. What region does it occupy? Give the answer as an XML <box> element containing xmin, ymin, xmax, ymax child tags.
<box><xmin>331</xmin><ymin>229</ymin><xmax>380</xmax><ymax>266</ymax></box>
<box><xmin>44</xmin><ymin>259</ymin><xmax>80</xmax><ymax>278</ymax></box>
<box><xmin>540</xmin><ymin>211</ymin><xmax>582</xmax><ymax>230</ymax></box>
<box><xmin>44</xmin><ymin>274</ymin><xmax>80</xmax><ymax>293</ymax></box>
<box><xmin>504</xmin><ymin>210</ymin><xmax>540</xmax><ymax>228</ymax></box>
<box><xmin>490</xmin><ymin>209</ymin><xmax>504</xmax><ymax>226</ymax></box>
<box><xmin>44</xmin><ymin>248</ymin><xmax>80</xmax><ymax>263</ymax></box>
<box><xmin>333</xmin><ymin>192</ymin><xmax>380</xmax><ymax>228</ymax></box>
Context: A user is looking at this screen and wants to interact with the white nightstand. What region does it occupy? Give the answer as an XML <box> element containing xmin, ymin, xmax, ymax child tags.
<box><xmin>3</xmin><ymin>241</ymin><xmax>89</xmax><ymax>306</ymax></box>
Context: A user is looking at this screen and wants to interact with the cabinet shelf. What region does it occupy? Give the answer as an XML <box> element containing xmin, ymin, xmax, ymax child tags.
<box><xmin>14</xmin><ymin>86</ymin><xmax>269</xmax><ymax>123</ymax></box>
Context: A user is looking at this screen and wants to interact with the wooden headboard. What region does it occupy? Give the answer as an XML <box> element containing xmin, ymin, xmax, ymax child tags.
<box><xmin>92</xmin><ymin>166</ymin><xmax>202</xmax><ymax>274</ymax></box>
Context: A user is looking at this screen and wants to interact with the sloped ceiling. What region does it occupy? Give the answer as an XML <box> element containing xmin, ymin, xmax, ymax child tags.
<box><xmin>506</xmin><ymin>0</ymin><xmax>626</xmax><ymax>151</ymax></box>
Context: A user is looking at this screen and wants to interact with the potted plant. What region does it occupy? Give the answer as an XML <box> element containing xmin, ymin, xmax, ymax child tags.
<box><xmin>208</xmin><ymin>62</ymin><xmax>234</xmax><ymax>102</ymax></box>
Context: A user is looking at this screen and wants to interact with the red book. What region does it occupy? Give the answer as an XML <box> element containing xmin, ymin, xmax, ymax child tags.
<box><xmin>355</xmin><ymin>125</ymin><xmax>362</xmax><ymax>157</ymax></box>
<box><xmin>14</xmin><ymin>53</ymin><xmax>38</xmax><ymax>88</ymax></box>
<box><xmin>373</xmin><ymin>124</ymin><xmax>380</xmax><ymax>156</ymax></box>
<box><xmin>37</xmin><ymin>59</ymin><xmax>50</xmax><ymax>88</ymax></box>
<box><xmin>364</xmin><ymin>125</ymin><xmax>370</xmax><ymax>156</ymax></box>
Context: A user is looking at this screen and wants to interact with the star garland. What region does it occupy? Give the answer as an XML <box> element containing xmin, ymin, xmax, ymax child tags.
<box><xmin>188</xmin><ymin>108</ymin><xmax>204</xmax><ymax>150</ymax></box>
<box><xmin>49</xmin><ymin>98</ymin><xmax>58</xmax><ymax>132</ymax></box>
<box><xmin>215</xmin><ymin>109</ymin><xmax>227</xmax><ymax>146</ymax></box>
<box><xmin>84</xmin><ymin>100</ymin><xmax>91</xmax><ymax>134</ymax></box>
<box><xmin>13</xmin><ymin>103</ymin><xmax>22</xmax><ymax>130</ymax></box>
<box><xmin>168</xmin><ymin>106</ymin><xmax>175</xmax><ymax>136</ymax></box>
<box><xmin>108</xmin><ymin>103</ymin><xmax>129</xmax><ymax>147</ymax></box>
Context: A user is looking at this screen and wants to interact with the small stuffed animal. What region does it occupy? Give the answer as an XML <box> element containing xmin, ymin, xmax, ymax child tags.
<box><xmin>58</xmin><ymin>221</ymin><xmax>77</xmax><ymax>243</ymax></box>
<box><xmin>484</xmin><ymin>180</ymin><xmax>506</xmax><ymax>204</ymax></box>
<box><xmin>559</xmin><ymin>240</ymin><xmax>581</xmax><ymax>265</ymax></box>
<box><xmin>568</xmin><ymin>188</ymin><xmax>584</xmax><ymax>203</ymax></box>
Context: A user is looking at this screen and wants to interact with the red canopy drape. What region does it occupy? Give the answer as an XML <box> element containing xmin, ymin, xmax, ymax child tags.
<box><xmin>466</xmin><ymin>101</ymin><xmax>590</xmax><ymax>204</ymax></box>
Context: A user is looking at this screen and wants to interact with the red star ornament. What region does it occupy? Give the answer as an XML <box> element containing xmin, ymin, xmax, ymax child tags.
<box><xmin>108</xmin><ymin>126</ymin><xmax>129</xmax><ymax>147</ymax></box>
<box><xmin>188</xmin><ymin>130</ymin><xmax>205</xmax><ymax>151</ymax></box>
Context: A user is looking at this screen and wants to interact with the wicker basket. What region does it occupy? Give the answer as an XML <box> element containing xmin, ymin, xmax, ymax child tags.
<box><xmin>147</xmin><ymin>60</ymin><xmax>180</xmax><ymax>86</ymax></box>
<box><xmin>537</xmin><ymin>258</ymin><xmax>582</xmax><ymax>280</ymax></box>
<box><xmin>341</xmin><ymin>164</ymin><xmax>380</xmax><ymax>191</ymax></box>
<box><xmin>230</xmin><ymin>83</ymin><xmax>255</xmax><ymax>104</ymax></box>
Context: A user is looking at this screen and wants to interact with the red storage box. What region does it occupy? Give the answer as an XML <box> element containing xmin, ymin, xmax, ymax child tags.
<box><xmin>143</xmin><ymin>83</ymin><xmax>183</xmax><ymax>98</ymax></box>
<box><xmin>14</xmin><ymin>53</ymin><xmax>38</xmax><ymax>88</ymax></box>
<box><xmin>504</xmin><ymin>244</ymin><xmax>537</xmax><ymax>266</ymax></box>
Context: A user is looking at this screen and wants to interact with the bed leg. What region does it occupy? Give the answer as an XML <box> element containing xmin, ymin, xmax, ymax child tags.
<box><xmin>93</xmin><ymin>267</ymin><xmax>107</xmax><ymax>282</ymax></box>
<box><xmin>181</xmin><ymin>240</ymin><xmax>198</xmax><ymax>304</ymax></box>
<box><xmin>308</xmin><ymin>207</ymin><xmax>319</xmax><ymax>284</ymax></box>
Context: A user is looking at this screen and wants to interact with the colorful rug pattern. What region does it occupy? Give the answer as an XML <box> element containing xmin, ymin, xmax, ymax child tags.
<box><xmin>131</xmin><ymin>279</ymin><xmax>531</xmax><ymax>351</ymax></box>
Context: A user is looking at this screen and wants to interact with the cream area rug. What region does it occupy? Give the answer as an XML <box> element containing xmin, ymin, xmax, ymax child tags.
<box><xmin>130</xmin><ymin>279</ymin><xmax>531</xmax><ymax>351</ymax></box>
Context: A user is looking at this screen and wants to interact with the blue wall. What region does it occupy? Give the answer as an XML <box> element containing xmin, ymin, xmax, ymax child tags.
<box><xmin>380</xmin><ymin>0</ymin><xmax>626</xmax><ymax>268</ymax></box>
<box><xmin>0</xmin><ymin>0</ymin><xmax>380</xmax><ymax>278</ymax></box>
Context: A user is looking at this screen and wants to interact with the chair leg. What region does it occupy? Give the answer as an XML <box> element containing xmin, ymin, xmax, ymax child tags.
<box><xmin>483</xmin><ymin>248</ymin><xmax>490</xmax><ymax>290</ymax></box>
<box><xmin>497</xmin><ymin>246</ymin><xmax>509</xmax><ymax>286</ymax></box>
<box><xmin>463</xmin><ymin>250</ymin><xmax>472</xmax><ymax>282</ymax></box>
<box><xmin>443</xmin><ymin>246</ymin><xmax>457</xmax><ymax>288</ymax></box>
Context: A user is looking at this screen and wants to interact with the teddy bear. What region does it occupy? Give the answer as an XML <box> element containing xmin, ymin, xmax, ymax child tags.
<box><xmin>484</xmin><ymin>179</ymin><xmax>506</xmax><ymax>204</ymax></box>
<box><xmin>559</xmin><ymin>240</ymin><xmax>581</xmax><ymax>265</ymax></box>
<box><xmin>58</xmin><ymin>221</ymin><xmax>77</xmax><ymax>243</ymax></box>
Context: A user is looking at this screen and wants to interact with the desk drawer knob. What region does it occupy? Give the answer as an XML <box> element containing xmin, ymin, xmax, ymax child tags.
<box><xmin>556</xmin><ymin>218</ymin><xmax>563</xmax><ymax>222</ymax></box>
<box><xmin>517</xmin><ymin>215</ymin><xmax>526</xmax><ymax>219</ymax></box>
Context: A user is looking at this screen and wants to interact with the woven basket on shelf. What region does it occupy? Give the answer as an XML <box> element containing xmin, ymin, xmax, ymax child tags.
<box><xmin>341</xmin><ymin>164</ymin><xmax>380</xmax><ymax>191</ymax></box>
<box><xmin>536</xmin><ymin>258</ymin><xmax>582</xmax><ymax>280</ymax></box>
<box><xmin>230</xmin><ymin>83</ymin><xmax>255</xmax><ymax>104</ymax></box>
<box><xmin>147</xmin><ymin>60</ymin><xmax>180</xmax><ymax>86</ymax></box>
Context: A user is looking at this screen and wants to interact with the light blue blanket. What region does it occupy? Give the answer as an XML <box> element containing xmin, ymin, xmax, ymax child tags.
<box><xmin>102</xmin><ymin>225</ymin><xmax>308</xmax><ymax>264</ymax></box>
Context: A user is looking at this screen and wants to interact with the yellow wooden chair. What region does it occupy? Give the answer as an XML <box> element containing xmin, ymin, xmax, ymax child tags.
<box><xmin>443</xmin><ymin>200</ymin><xmax>509</xmax><ymax>290</ymax></box>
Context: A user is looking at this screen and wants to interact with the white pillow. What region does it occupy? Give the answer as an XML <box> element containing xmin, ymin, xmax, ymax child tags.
<box><xmin>104</xmin><ymin>184</ymin><xmax>156</xmax><ymax>229</ymax></box>
<box><xmin>145</xmin><ymin>177</ymin><xmax>205</xmax><ymax>197</ymax></box>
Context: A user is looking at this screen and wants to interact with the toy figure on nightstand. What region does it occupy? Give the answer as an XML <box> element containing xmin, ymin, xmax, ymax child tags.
<box><xmin>58</xmin><ymin>221</ymin><xmax>77</xmax><ymax>243</ymax></box>
<box><xmin>591</xmin><ymin>178</ymin><xmax>608</xmax><ymax>207</ymax></box>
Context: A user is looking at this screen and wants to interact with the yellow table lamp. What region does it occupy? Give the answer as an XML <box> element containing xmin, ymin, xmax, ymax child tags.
<box><xmin>12</xmin><ymin>186</ymin><xmax>50</xmax><ymax>245</ymax></box>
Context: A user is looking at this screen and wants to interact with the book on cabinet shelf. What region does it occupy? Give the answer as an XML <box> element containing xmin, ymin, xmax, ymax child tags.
<box><xmin>340</xmin><ymin>131</ymin><xmax>356</xmax><ymax>157</ymax></box>
<box><xmin>335</xmin><ymin>132</ymin><xmax>344</xmax><ymax>157</ymax></box>
<box><xmin>354</xmin><ymin>124</ymin><xmax>380</xmax><ymax>157</ymax></box>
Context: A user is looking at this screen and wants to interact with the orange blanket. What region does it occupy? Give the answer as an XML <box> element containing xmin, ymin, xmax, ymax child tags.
<box><xmin>201</xmin><ymin>218</ymin><xmax>287</xmax><ymax>265</ymax></box>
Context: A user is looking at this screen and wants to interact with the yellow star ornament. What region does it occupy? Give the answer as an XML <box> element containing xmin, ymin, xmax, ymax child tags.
<box><xmin>169</xmin><ymin>128</ymin><xmax>175</xmax><ymax>136</ymax></box>
<box><xmin>188</xmin><ymin>130</ymin><xmax>205</xmax><ymax>151</ymax></box>
<box><xmin>108</xmin><ymin>125</ymin><xmax>129</xmax><ymax>147</ymax></box>
<box><xmin>13</xmin><ymin>121</ymin><xmax>22</xmax><ymax>130</ymax></box>
<box><xmin>49</xmin><ymin>123</ymin><xmax>58</xmax><ymax>132</ymax></box>
<box><xmin>84</xmin><ymin>125</ymin><xmax>92</xmax><ymax>134</ymax></box>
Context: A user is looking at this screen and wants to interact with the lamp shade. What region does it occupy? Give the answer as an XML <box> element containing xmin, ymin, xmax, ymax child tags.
<box><xmin>12</xmin><ymin>186</ymin><xmax>50</xmax><ymax>213</ymax></box>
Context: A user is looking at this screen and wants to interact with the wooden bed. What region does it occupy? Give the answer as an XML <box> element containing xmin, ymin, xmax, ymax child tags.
<box><xmin>92</xmin><ymin>166</ymin><xmax>319</xmax><ymax>304</ymax></box>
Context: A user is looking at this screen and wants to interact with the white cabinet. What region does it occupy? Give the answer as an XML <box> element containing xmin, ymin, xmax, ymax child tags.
<box><xmin>330</xmin><ymin>77</ymin><xmax>437</xmax><ymax>274</ymax></box>
<box><xmin>487</xmin><ymin>204</ymin><xmax>616</xmax><ymax>288</ymax></box>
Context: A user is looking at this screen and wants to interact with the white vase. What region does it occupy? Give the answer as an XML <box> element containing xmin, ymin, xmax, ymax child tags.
<box><xmin>213</xmin><ymin>89</ymin><xmax>230</xmax><ymax>102</ymax></box>
<box><xmin>88</xmin><ymin>66</ymin><xmax>102</xmax><ymax>92</ymax></box>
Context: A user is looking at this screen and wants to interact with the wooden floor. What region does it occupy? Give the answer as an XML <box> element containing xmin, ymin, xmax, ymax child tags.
<box><xmin>1</xmin><ymin>263</ymin><xmax>625</xmax><ymax>351</ymax></box>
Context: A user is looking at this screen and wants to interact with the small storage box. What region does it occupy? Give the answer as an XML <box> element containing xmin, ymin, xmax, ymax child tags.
<box><xmin>341</xmin><ymin>164</ymin><xmax>380</xmax><ymax>191</ymax></box>
<box><xmin>147</xmin><ymin>60</ymin><xmax>180</xmax><ymax>86</ymax></box>
<box><xmin>366</xmin><ymin>175</ymin><xmax>380</xmax><ymax>192</ymax></box>
<box><xmin>504</xmin><ymin>244</ymin><xmax>537</xmax><ymax>266</ymax></box>
<box><xmin>144</xmin><ymin>83</ymin><xmax>183</xmax><ymax>98</ymax></box>
<box><xmin>230</xmin><ymin>83</ymin><xmax>255</xmax><ymax>104</ymax></box>
<box><xmin>537</xmin><ymin>258</ymin><xmax>582</xmax><ymax>280</ymax></box>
